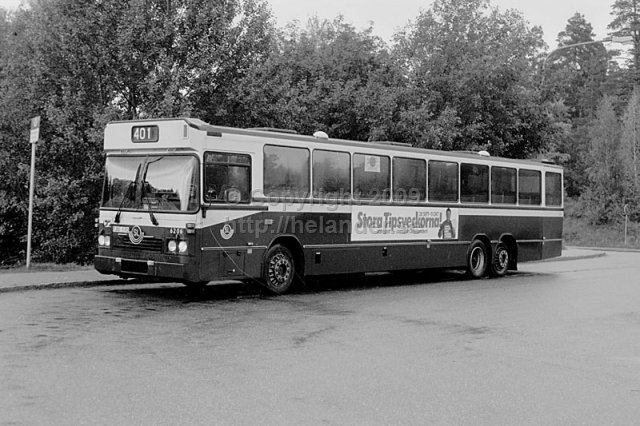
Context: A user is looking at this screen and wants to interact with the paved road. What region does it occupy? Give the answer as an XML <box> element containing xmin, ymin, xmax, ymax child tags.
<box><xmin>1</xmin><ymin>252</ymin><xmax>639</xmax><ymax>425</ymax></box>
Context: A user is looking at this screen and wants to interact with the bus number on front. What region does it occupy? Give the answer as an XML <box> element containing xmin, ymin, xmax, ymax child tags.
<box><xmin>169</xmin><ymin>227</ymin><xmax>184</xmax><ymax>236</ymax></box>
<box><xmin>131</xmin><ymin>125</ymin><xmax>159</xmax><ymax>143</ymax></box>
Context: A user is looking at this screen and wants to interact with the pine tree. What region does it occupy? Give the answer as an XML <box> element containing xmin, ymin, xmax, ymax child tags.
<box><xmin>609</xmin><ymin>0</ymin><xmax>640</xmax><ymax>84</ymax></box>
<box><xmin>621</xmin><ymin>87</ymin><xmax>640</xmax><ymax>212</ymax></box>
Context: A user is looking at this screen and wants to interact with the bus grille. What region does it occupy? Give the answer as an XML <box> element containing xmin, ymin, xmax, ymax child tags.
<box><xmin>114</xmin><ymin>236</ymin><xmax>163</xmax><ymax>252</ymax></box>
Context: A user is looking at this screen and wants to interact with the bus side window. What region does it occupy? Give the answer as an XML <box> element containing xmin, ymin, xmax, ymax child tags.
<box><xmin>491</xmin><ymin>166</ymin><xmax>517</xmax><ymax>204</ymax></box>
<box><xmin>460</xmin><ymin>163</ymin><xmax>489</xmax><ymax>203</ymax></box>
<box><xmin>393</xmin><ymin>157</ymin><xmax>426</xmax><ymax>202</ymax></box>
<box><xmin>518</xmin><ymin>169</ymin><xmax>541</xmax><ymax>205</ymax></box>
<box><xmin>353</xmin><ymin>154</ymin><xmax>390</xmax><ymax>200</ymax></box>
<box><xmin>545</xmin><ymin>172</ymin><xmax>562</xmax><ymax>206</ymax></box>
<box><xmin>204</xmin><ymin>152</ymin><xmax>251</xmax><ymax>203</ymax></box>
<box><xmin>428</xmin><ymin>160</ymin><xmax>458</xmax><ymax>202</ymax></box>
<box><xmin>313</xmin><ymin>149</ymin><xmax>351</xmax><ymax>199</ymax></box>
<box><xmin>264</xmin><ymin>145</ymin><xmax>310</xmax><ymax>198</ymax></box>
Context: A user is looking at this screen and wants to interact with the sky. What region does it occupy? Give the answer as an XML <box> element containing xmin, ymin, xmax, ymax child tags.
<box><xmin>267</xmin><ymin>0</ymin><xmax>612</xmax><ymax>49</ymax></box>
<box><xmin>0</xmin><ymin>0</ymin><xmax>613</xmax><ymax>49</ymax></box>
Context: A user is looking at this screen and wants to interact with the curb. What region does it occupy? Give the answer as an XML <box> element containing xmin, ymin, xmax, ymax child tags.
<box><xmin>0</xmin><ymin>279</ymin><xmax>149</xmax><ymax>294</ymax></box>
<box><xmin>567</xmin><ymin>246</ymin><xmax>640</xmax><ymax>253</ymax></box>
<box><xmin>536</xmin><ymin>251</ymin><xmax>606</xmax><ymax>263</ymax></box>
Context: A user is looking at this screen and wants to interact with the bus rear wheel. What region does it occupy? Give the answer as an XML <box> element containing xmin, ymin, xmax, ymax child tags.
<box><xmin>466</xmin><ymin>240</ymin><xmax>488</xmax><ymax>278</ymax></box>
<box><xmin>490</xmin><ymin>242</ymin><xmax>510</xmax><ymax>277</ymax></box>
<box><xmin>263</xmin><ymin>244</ymin><xmax>296</xmax><ymax>294</ymax></box>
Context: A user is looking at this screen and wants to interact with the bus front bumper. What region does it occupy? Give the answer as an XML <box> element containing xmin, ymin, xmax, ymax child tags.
<box><xmin>94</xmin><ymin>255</ymin><xmax>188</xmax><ymax>281</ymax></box>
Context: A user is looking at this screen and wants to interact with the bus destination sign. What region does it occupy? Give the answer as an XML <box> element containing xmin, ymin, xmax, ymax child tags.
<box><xmin>131</xmin><ymin>125</ymin><xmax>159</xmax><ymax>143</ymax></box>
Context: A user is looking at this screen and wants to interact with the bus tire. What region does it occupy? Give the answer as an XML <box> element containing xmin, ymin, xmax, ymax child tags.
<box><xmin>466</xmin><ymin>240</ymin><xmax>488</xmax><ymax>278</ymax></box>
<box><xmin>490</xmin><ymin>242</ymin><xmax>510</xmax><ymax>277</ymax></box>
<box><xmin>263</xmin><ymin>244</ymin><xmax>296</xmax><ymax>294</ymax></box>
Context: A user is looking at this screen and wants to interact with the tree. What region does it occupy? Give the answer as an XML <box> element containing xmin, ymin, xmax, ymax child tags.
<box><xmin>609</xmin><ymin>0</ymin><xmax>640</xmax><ymax>84</ymax></box>
<box><xmin>621</xmin><ymin>87</ymin><xmax>640</xmax><ymax>215</ymax></box>
<box><xmin>580</xmin><ymin>96</ymin><xmax>625</xmax><ymax>224</ymax></box>
<box><xmin>545</xmin><ymin>14</ymin><xmax>609</xmax><ymax>119</ymax></box>
<box><xmin>230</xmin><ymin>16</ymin><xmax>403</xmax><ymax>141</ymax></box>
<box><xmin>392</xmin><ymin>0</ymin><xmax>551</xmax><ymax>158</ymax></box>
<box><xmin>0</xmin><ymin>0</ymin><xmax>276</xmax><ymax>264</ymax></box>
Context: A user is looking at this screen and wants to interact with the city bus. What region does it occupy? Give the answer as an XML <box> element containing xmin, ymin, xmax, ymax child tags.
<box><xmin>94</xmin><ymin>118</ymin><xmax>564</xmax><ymax>293</ymax></box>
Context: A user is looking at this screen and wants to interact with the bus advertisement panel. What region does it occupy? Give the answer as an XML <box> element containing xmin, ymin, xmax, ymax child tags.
<box><xmin>351</xmin><ymin>206</ymin><xmax>459</xmax><ymax>241</ymax></box>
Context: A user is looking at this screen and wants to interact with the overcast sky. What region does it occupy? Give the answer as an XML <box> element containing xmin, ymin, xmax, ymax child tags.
<box><xmin>268</xmin><ymin>0</ymin><xmax>612</xmax><ymax>49</ymax></box>
<box><xmin>0</xmin><ymin>0</ymin><xmax>613</xmax><ymax>49</ymax></box>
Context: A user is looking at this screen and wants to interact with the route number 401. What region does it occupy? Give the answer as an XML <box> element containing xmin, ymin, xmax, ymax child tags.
<box><xmin>131</xmin><ymin>125</ymin><xmax>159</xmax><ymax>143</ymax></box>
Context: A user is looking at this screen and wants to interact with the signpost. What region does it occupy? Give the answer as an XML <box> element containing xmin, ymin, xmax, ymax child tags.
<box><xmin>623</xmin><ymin>204</ymin><xmax>630</xmax><ymax>247</ymax></box>
<box><xmin>26</xmin><ymin>116</ymin><xmax>40</xmax><ymax>269</ymax></box>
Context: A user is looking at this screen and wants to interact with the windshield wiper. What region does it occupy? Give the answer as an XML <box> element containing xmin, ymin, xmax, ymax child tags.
<box><xmin>114</xmin><ymin>181</ymin><xmax>136</xmax><ymax>224</ymax></box>
<box><xmin>140</xmin><ymin>157</ymin><xmax>161</xmax><ymax>226</ymax></box>
<box><xmin>140</xmin><ymin>181</ymin><xmax>159</xmax><ymax>226</ymax></box>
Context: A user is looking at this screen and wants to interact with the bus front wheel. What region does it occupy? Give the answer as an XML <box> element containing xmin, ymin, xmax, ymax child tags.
<box><xmin>490</xmin><ymin>242</ymin><xmax>510</xmax><ymax>277</ymax></box>
<box><xmin>263</xmin><ymin>244</ymin><xmax>296</xmax><ymax>294</ymax></box>
<box><xmin>466</xmin><ymin>240</ymin><xmax>488</xmax><ymax>278</ymax></box>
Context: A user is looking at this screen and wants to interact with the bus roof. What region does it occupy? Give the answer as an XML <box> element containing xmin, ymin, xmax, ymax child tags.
<box><xmin>106</xmin><ymin>117</ymin><xmax>562</xmax><ymax>169</ymax></box>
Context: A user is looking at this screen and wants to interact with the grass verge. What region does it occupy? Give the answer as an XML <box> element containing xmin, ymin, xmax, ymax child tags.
<box><xmin>563</xmin><ymin>216</ymin><xmax>640</xmax><ymax>249</ymax></box>
<box><xmin>0</xmin><ymin>263</ymin><xmax>93</xmax><ymax>274</ymax></box>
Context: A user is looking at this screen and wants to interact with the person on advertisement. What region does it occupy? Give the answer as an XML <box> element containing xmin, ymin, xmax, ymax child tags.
<box><xmin>438</xmin><ymin>207</ymin><xmax>456</xmax><ymax>239</ymax></box>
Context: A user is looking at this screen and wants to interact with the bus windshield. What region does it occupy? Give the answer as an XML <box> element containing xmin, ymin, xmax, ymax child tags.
<box><xmin>102</xmin><ymin>155</ymin><xmax>199</xmax><ymax>212</ymax></box>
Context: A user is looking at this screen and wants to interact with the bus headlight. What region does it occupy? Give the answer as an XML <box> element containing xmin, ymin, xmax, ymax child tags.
<box><xmin>178</xmin><ymin>241</ymin><xmax>188</xmax><ymax>253</ymax></box>
<box><xmin>98</xmin><ymin>235</ymin><xmax>111</xmax><ymax>247</ymax></box>
<box><xmin>167</xmin><ymin>240</ymin><xmax>177</xmax><ymax>253</ymax></box>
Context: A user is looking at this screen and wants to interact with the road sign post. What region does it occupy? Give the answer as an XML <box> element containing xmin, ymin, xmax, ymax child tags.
<box><xmin>26</xmin><ymin>116</ymin><xmax>40</xmax><ymax>269</ymax></box>
<box><xmin>623</xmin><ymin>204</ymin><xmax>630</xmax><ymax>247</ymax></box>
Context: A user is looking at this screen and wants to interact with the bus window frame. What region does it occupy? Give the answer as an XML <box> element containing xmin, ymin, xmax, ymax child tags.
<box><xmin>353</xmin><ymin>152</ymin><xmax>391</xmax><ymax>201</ymax></box>
<box><xmin>545</xmin><ymin>171</ymin><xmax>563</xmax><ymax>207</ymax></box>
<box><xmin>518</xmin><ymin>168</ymin><xmax>542</xmax><ymax>206</ymax></box>
<box><xmin>490</xmin><ymin>165</ymin><xmax>517</xmax><ymax>205</ymax></box>
<box><xmin>460</xmin><ymin>162</ymin><xmax>489</xmax><ymax>204</ymax></box>
<box><xmin>203</xmin><ymin>151</ymin><xmax>252</xmax><ymax>205</ymax></box>
<box><xmin>392</xmin><ymin>156</ymin><xmax>427</xmax><ymax>203</ymax></box>
<box><xmin>427</xmin><ymin>159</ymin><xmax>459</xmax><ymax>203</ymax></box>
<box><xmin>263</xmin><ymin>144</ymin><xmax>311</xmax><ymax>199</ymax></box>
<box><xmin>311</xmin><ymin>148</ymin><xmax>352</xmax><ymax>200</ymax></box>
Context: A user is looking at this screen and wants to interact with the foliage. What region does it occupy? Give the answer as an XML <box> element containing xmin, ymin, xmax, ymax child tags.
<box><xmin>229</xmin><ymin>16</ymin><xmax>401</xmax><ymax>141</ymax></box>
<box><xmin>609</xmin><ymin>0</ymin><xmax>640</xmax><ymax>84</ymax></box>
<box><xmin>620</xmin><ymin>86</ymin><xmax>640</xmax><ymax>219</ymax></box>
<box><xmin>578</xmin><ymin>97</ymin><xmax>625</xmax><ymax>224</ymax></box>
<box><xmin>0</xmin><ymin>0</ymin><xmax>275</xmax><ymax>265</ymax></box>
<box><xmin>392</xmin><ymin>0</ymin><xmax>550</xmax><ymax>158</ymax></box>
<box><xmin>1</xmin><ymin>0</ymin><xmax>640</xmax><ymax>264</ymax></box>
<box><xmin>545</xmin><ymin>14</ymin><xmax>609</xmax><ymax>119</ymax></box>
<box><xmin>563</xmin><ymin>208</ymin><xmax>640</xmax><ymax>249</ymax></box>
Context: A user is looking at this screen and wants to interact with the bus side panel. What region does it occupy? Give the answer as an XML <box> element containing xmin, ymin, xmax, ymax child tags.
<box><xmin>517</xmin><ymin>241</ymin><xmax>544</xmax><ymax>262</ymax></box>
<box><xmin>458</xmin><ymin>214</ymin><xmax>542</xmax><ymax>242</ymax></box>
<box><xmin>542</xmin><ymin>216</ymin><xmax>563</xmax><ymax>259</ymax></box>
<box><xmin>305</xmin><ymin>242</ymin><xmax>468</xmax><ymax>276</ymax></box>
<box><xmin>424</xmin><ymin>244</ymin><xmax>468</xmax><ymax>270</ymax></box>
<box><xmin>459</xmin><ymin>213</ymin><xmax>562</xmax><ymax>262</ymax></box>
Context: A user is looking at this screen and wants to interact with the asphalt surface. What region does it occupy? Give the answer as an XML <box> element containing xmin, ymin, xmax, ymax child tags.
<box><xmin>2</xmin><ymin>248</ymin><xmax>638</xmax><ymax>425</ymax></box>
<box><xmin>0</xmin><ymin>247</ymin><xmax>607</xmax><ymax>293</ymax></box>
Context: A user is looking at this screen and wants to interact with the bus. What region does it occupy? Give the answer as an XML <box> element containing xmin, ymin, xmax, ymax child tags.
<box><xmin>94</xmin><ymin>118</ymin><xmax>564</xmax><ymax>293</ymax></box>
